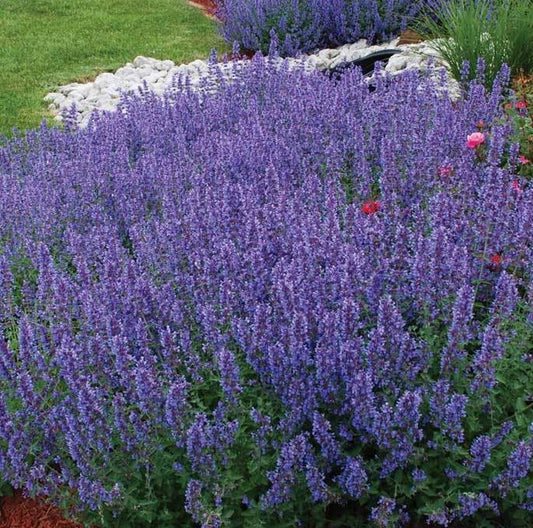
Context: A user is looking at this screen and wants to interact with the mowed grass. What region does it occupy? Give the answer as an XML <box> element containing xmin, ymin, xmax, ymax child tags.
<box><xmin>0</xmin><ymin>0</ymin><xmax>228</xmax><ymax>135</ymax></box>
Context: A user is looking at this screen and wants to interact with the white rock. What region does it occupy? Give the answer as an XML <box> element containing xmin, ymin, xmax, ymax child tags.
<box><xmin>317</xmin><ymin>48</ymin><xmax>341</xmax><ymax>61</ymax></box>
<box><xmin>43</xmin><ymin>92</ymin><xmax>61</xmax><ymax>103</ymax></box>
<box><xmin>151</xmin><ymin>85</ymin><xmax>167</xmax><ymax>96</ymax></box>
<box><xmin>87</xmin><ymin>101</ymin><xmax>117</xmax><ymax>116</ymax></box>
<box><xmin>96</xmin><ymin>93</ymin><xmax>113</xmax><ymax>105</ymax></box>
<box><xmin>345</xmin><ymin>40</ymin><xmax>372</xmax><ymax>57</ymax></box>
<box><xmin>182</xmin><ymin>66</ymin><xmax>202</xmax><ymax>79</ymax></box>
<box><xmin>44</xmin><ymin>36</ymin><xmax>458</xmax><ymax>128</ymax></box>
<box><xmin>82</xmin><ymin>100</ymin><xmax>99</xmax><ymax>110</ymax></box>
<box><xmin>405</xmin><ymin>52</ymin><xmax>426</xmax><ymax>65</ymax></box>
<box><xmin>148</xmin><ymin>70</ymin><xmax>167</xmax><ymax>81</ymax></box>
<box><xmin>115</xmin><ymin>66</ymin><xmax>138</xmax><ymax>79</ymax></box>
<box><xmin>386</xmin><ymin>55</ymin><xmax>408</xmax><ymax>72</ymax></box>
<box><xmin>95</xmin><ymin>72</ymin><xmax>115</xmax><ymax>85</ymax></box>
<box><xmin>56</xmin><ymin>99</ymin><xmax>75</xmax><ymax>111</ymax></box>
<box><xmin>85</xmin><ymin>93</ymin><xmax>101</xmax><ymax>105</ymax></box>
<box><xmin>68</xmin><ymin>91</ymin><xmax>87</xmax><ymax>102</ymax></box>
<box><xmin>155</xmin><ymin>59</ymin><xmax>175</xmax><ymax>71</ymax></box>
<box><xmin>103</xmin><ymin>86</ymin><xmax>122</xmax><ymax>98</ymax></box>
<box><xmin>78</xmin><ymin>83</ymin><xmax>96</xmax><ymax>97</ymax></box>
<box><xmin>313</xmin><ymin>57</ymin><xmax>330</xmax><ymax>70</ymax></box>
<box><xmin>188</xmin><ymin>59</ymin><xmax>209</xmax><ymax>73</ymax></box>
<box><xmin>58</xmin><ymin>82</ymin><xmax>85</xmax><ymax>94</ymax></box>
<box><xmin>135</xmin><ymin>66</ymin><xmax>156</xmax><ymax>79</ymax></box>
<box><xmin>132</xmin><ymin>56</ymin><xmax>158</xmax><ymax>68</ymax></box>
<box><xmin>329</xmin><ymin>53</ymin><xmax>351</xmax><ymax>70</ymax></box>
<box><xmin>421</xmin><ymin>48</ymin><xmax>443</xmax><ymax>60</ymax></box>
<box><xmin>168</xmin><ymin>65</ymin><xmax>188</xmax><ymax>76</ymax></box>
<box><xmin>305</xmin><ymin>55</ymin><xmax>319</xmax><ymax>67</ymax></box>
<box><xmin>336</xmin><ymin>42</ymin><xmax>355</xmax><ymax>55</ymax></box>
<box><xmin>80</xmin><ymin>115</ymin><xmax>92</xmax><ymax>128</ymax></box>
<box><xmin>50</xmin><ymin>93</ymin><xmax>67</xmax><ymax>106</ymax></box>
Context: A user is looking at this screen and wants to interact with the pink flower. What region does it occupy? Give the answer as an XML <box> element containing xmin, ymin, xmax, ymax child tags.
<box><xmin>511</xmin><ymin>180</ymin><xmax>523</xmax><ymax>193</ymax></box>
<box><xmin>467</xmin><ymin>132</ymin><xmax>486</xmax><ymax>149</ymax></box>
<box><xmin>361</xmin><ymin>200</ymin><xmax>380</xmax><ymax>215</ymax></box>
<box><xmin>438</xmin><ymin>165</ymin><xmax>453</xmax><ymax>178</ymax></box>
<box><xmin>519</xmin><ymin>155</ymin><xmax>530</xmax><ymax>165</ymax></box>
<box><xmin>516</xmin><ymin>100</ymin><xmax>528</xmax><ymax>110</ymax></box>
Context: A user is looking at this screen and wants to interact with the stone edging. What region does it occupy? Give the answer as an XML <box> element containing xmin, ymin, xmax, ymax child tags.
<box><xmin>44</xmin><ymin>38</ymin><xmax>459</xmax><ymax>127</ymax></box>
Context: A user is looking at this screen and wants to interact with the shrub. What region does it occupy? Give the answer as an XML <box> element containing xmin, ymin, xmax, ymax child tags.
<box><xmin>416</xmin><ymin>0</ymin><xmax>533</xmax><ymax>89</ymax></box>
<box><xmin>217</xmin><ymin>0</ymin><xmax>424</xmax><ymax>56</ymax></box>
<box><xmin>216</xmin><ymin>0</ymin><xmax>324</xmax><ymax>56</ymax></box>
<box><xmin>0</xmin><ymin>60</ymin><xmax>531</xmax><ymax>527</ymax></box>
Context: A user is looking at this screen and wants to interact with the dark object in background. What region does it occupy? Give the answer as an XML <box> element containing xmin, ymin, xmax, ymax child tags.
<box><xmin>324</xmin><ymin>49</ymin><xmax>403</xmax><ymax>81</ymax></box>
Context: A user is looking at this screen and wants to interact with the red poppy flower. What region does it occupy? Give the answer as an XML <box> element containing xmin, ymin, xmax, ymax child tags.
<box><xmin>516</xmin><ymin>100</ymin><xmax>528</xmax><ymax>110</ymax></box>
<box><xmin>361</xmin><ymin>200</ymin><xmax>380</xmax><ymax>215</ymax></box>
<box><xmin>488</xmin><ymin>253</ymin><xmax>504</xmax><ymax>272</ymax></box>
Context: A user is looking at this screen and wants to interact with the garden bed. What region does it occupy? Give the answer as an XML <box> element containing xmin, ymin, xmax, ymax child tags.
<box><xmin>0</xmin><ymin>1</ymin><xmax>532</xmax><ymax>528</ymax></box>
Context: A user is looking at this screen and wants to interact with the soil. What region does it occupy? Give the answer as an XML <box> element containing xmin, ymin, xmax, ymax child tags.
<box><xmin>0</xmin><ymin>491</ymin><xmax>83</xmax><ymax>528</ymax></box>
<box><xmin>397</xmin><ymin>29</ymin><xmax>425</xmax><ymax>45</ymax></box>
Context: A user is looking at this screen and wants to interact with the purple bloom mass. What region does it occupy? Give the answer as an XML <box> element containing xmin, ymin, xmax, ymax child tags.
<box><xmin>218</xmin><ymin>0</ymin><xmax>423</xmax><ymax>56</ymax></box>
<box><xmin>336</xmin><ymin>457</ymin><xmax>368</xmax><ymax>498</ymax></box>
<box><xmin>0</xmin><ymin>57</ymin><xmax>530</xmax><ymax>526</ymax></box>
<box><xmin>468</xmin><ymin>435</ymin><xmax>492</xmax><ymax>473</ymax></box>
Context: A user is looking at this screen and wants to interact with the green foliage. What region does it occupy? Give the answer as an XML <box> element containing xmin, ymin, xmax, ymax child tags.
<box><xmin>10</xmin><ymin>255</ymin><xmax>39</xmax><ymax>312</ymax></box>
<box><xmin>505</xmin><ymin>76</ymin><xmax>533</xmax><ymax>178</ymax></box>
<box><xmin>416</xmin><ymin>0</ymin><xmax>533</xmax><ymax>89</ymax></box>
<box><xmin>40</xmin><ymin>304</ymin><xmax>531</xmax><ymax>528</ymax></box>
<box><xmin>416</xmin><ymin>303</ymin><xmax>533</xmax><ymax>527</ymax></box>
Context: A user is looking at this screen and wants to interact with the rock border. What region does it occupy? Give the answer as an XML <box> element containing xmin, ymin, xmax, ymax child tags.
<box><xmin>45</xmin><ymin>39</ymin><xmax>459</xmax><ymax>127</ymax></box>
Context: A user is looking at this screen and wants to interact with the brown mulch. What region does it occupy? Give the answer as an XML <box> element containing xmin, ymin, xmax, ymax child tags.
<box><xmin>187</xmin><ymin>0</ymin><xmax>220</xmax><ymax>21</ymax></box>
<box><xmin>398</xmin><ymin>29</ymin><xmax>425</xmax><ymax>45</ymax></box>
<box><xmin>0</xmin><ymin>491</ymin><xmax>83</xmax><ymax>528</ymax></box>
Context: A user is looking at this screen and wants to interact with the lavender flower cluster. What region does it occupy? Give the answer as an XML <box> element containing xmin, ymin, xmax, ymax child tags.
<box><xmin>217</xmin><ymin>0</ymin><xmax>424</xmax><ymax>56</ymax></box>
<box><xmin>0</xmin><ymin>59</ymin><xmax>531</xmax><ymax>527</ymax></box>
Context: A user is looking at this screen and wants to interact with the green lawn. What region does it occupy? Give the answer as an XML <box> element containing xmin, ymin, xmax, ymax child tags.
<box><xmin>0</xmin><ymin>0</ymin><xmax>228</xmax><ymax>135</ymax></box>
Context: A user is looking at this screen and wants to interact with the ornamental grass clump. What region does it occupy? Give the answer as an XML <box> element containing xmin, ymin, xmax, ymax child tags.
<box><xmin>416</xmin><ymin>0</ymin><xmax>533</xmax><ymax>89</ymax></box>
<box><xmin>0</xmin><ymin>59</ymin><xmax>532</xmax><ymax>527</ymax></box>
<box><xmin>217</xmin><ymin>0</ymin><xmax>424</xmax><ymax>56</ymax></box>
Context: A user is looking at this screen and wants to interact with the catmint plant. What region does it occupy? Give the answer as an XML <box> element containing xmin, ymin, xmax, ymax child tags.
<box><xmin>0</xmin><ymin>58</ymin><xmax>530</xmax><ymax>527</ymax></box>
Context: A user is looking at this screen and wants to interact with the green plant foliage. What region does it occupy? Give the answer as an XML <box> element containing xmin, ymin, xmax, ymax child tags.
<box><xmin>505</xmin><ymin>76</ymin><xmax>533</xmax><ymax>177</ymax></box>
<box><xmin>31</xmin><ymin>305</ymin><xmax>529</xmax><ymax>528</ymax></box>
<box><xmin>416</xmin><ymin>0</ymin><xmax>533</xmax><ymax>89</ymax></box>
